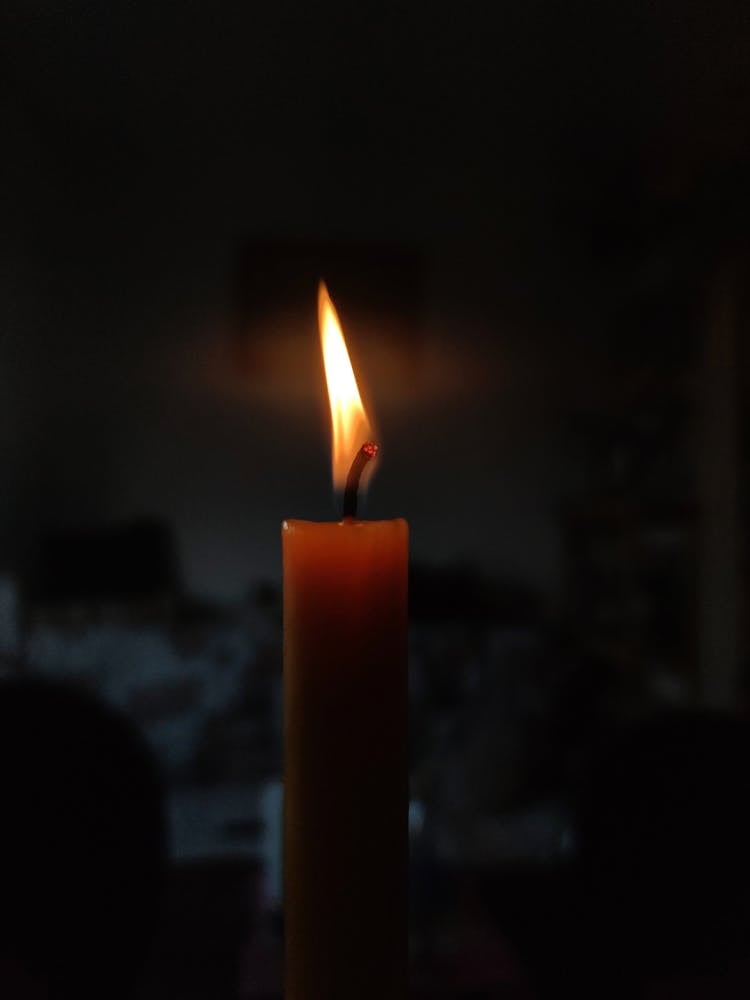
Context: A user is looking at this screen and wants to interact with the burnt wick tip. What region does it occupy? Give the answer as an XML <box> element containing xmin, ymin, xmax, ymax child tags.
<box><xmin>342</xmin><ymin>441</ymin><xmax>379</xmax><ymax>519</ymax></box>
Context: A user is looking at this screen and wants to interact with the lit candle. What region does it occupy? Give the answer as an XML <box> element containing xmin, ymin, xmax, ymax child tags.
<box><xmin>282</xmin><ymin>283</ymin><xmax>408</xmax><ymax>1000</ymax></box>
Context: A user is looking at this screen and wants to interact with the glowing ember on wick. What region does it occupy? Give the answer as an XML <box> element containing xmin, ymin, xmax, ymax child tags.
<box><xmin>343</xmin><ymin>440</ymin><xmax>380</xmax><ymax>519</ymax></box>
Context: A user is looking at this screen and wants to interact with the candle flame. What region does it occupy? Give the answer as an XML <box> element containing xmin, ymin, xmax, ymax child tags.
<box><xmin>319</xmin><ymin>281</ymin><xmax>374</xmax><ymax>490</ymax></box>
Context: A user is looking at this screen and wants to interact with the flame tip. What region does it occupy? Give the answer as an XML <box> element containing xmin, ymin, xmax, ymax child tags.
<box><xmin>319</xmin><ymin>286</ymin><xmax>374</xmax><ymax>489</ymax></box>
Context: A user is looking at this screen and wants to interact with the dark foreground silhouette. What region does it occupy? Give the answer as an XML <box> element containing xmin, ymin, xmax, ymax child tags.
<box><xmin>0</xmin><ymin>677</ymin><xmax>165</xmax><ymax>999</ymax></box>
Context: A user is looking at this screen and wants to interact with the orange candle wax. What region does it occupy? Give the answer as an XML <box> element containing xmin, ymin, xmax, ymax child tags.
<box><xmin>282</xmin><ymin>517</ymin><xmax>408</xmax><ymax>1000</ymax></box>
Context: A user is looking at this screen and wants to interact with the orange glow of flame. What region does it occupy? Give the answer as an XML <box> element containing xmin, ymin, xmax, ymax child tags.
<box><xmin>318</xmin><ymin>281</ymin><xmax>374</xmax><ymax>490</ymax></box>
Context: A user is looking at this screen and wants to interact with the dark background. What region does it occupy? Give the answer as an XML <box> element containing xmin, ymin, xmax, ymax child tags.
<box><xmin>1</xmin><ymin>2</ymin><xmax>749</xmax><ymax>998</ymax></box>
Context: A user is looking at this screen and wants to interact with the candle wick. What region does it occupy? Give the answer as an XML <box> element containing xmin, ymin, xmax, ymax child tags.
<box><xmin>342</xmin><ymin>441</ymin><xmax>379</xmax><ymax>519</ymax></box>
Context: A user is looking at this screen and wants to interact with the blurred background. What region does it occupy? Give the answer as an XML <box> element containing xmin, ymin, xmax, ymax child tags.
<box><xmin>1</xmin><ymin>1</ymin><xmax>750</xmax><ymax>997</ymax></box>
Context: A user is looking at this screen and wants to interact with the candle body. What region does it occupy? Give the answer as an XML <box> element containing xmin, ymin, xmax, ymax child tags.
<box><xmin>282</xmin><ymin>518</ymin><xmax>408</xmax><ymax>1000</ymax></box>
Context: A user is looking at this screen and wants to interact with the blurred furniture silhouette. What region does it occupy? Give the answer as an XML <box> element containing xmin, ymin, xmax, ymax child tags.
<box><xmin>574</xmin><ymin>711</ymin><xmax>750</xmax><ymax>997</ymax></box>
